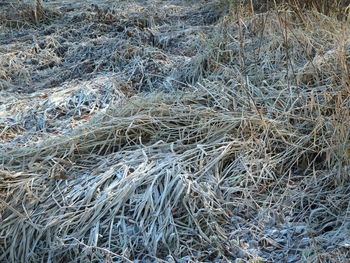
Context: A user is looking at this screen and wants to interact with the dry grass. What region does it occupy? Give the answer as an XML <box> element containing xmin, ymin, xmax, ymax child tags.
<box><xmin>0</xmin><ymin>0</ymin><xmax>349</xmax><ymax>262</ymax></box>
<box><xmin>0</xmin><ymin>0</ymin><xmax>60</xmax><ymax>28</ymax></box>
<box><xmin>239</xmin><ymin>0</ymin><xmax>350</xmax><ymax>18</ymax></box>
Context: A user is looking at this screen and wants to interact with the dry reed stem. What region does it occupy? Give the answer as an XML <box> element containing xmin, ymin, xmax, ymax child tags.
<box><xmin>0</xmin><ymin>0</ymin><xmax>349</xmax><ymax>262</ymax></box>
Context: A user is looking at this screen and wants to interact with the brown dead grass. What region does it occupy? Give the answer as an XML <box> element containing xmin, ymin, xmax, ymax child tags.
<box><xmin>0</xmin><ymin>0</ymin><xmax>349</xmax><ymax>262</ymax></box>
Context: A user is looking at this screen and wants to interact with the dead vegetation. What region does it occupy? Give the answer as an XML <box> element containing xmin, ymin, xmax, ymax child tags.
<box><xmin>0</xmin><ymin>0</ymin><xmax>60</xmax><ymax>28</ymax></box>
<box><xmin>0</xmin><ymin>0</ymin><xmax>349</xmax><ymax>262</ymax></box>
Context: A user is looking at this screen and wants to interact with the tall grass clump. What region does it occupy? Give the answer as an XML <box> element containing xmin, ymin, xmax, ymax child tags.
<box><xmin>0</xmin><ymin>0</ymin><xmax>349</xmax><ymax>262</ymax></box>
<box><xmin>228</xmin><ymin>0</ymin><xmax>349</xmax><ymax>19</ymax></box>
